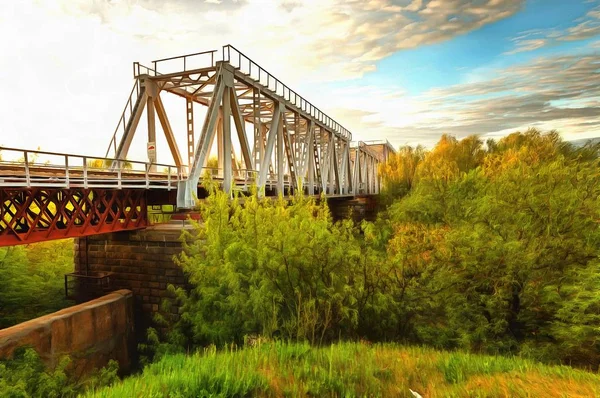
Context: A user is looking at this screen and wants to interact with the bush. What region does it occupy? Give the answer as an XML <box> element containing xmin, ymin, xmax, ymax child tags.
<box><xmin>0</xmin><ymin>347</ymin><xmax>118</xmax><ymax>398</ymax></box>
<box><xmin>381</xmin><ymin>130</ymin><xmax>600</xmax><ymax>367</ymax></box>
<box><xmin>0</xmin><ymin>240</ymin><xmax>73</xmax><ymax>328</ymax></box>
<box><xmin>163</xmin><ymin>190</ymin><xmax>382</xmax><ymax>349</ymax></box>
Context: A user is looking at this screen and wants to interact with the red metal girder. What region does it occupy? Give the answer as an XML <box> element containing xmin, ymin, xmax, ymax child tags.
<box><xmin>0</xmin><ymin>188</ymin><xmax>148</xmax><ymax>246</ymax></box>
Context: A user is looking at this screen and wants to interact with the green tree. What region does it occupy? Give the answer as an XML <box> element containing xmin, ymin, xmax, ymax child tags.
<box><xmin>379</xmin><ymin>145</ymin><xmax>425</xmax><ymax>203</ymax></box>
<box><xmin>148</xmin><ymin>129</ymin><xmax>600</xmax><ymax>369</ymax></box>
<box><xmin>157</xmin><ymin>185</ymin><xmax>385</xmax><ymax>350</ymax></box>
<box><xmin>384</xmin><ymin>130</ymin><xmax>600</xmax><ymax>366</ymax></box>
<box><xmin>0</xmin><ymin>240</ymin><xmax>73</xmax><ymax>328</ymax></box>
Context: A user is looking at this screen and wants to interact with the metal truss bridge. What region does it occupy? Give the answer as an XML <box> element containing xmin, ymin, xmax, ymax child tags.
<box><xmin>0</xmin><ymin>45</ymin><xmax>394</xmax><ymax>246</ymax></box>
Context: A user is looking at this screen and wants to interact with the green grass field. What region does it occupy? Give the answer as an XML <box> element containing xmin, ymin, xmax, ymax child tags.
<box><xmin>86</xmin><ymin>342</ymin><xmax>600</xmax><ymax>397</ymax></box>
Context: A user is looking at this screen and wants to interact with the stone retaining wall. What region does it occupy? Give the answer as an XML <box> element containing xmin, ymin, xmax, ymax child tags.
<box><xmin>0</xmin><ymin>289</ymin><xmax>134</xmax><ymax>377</ymax></box>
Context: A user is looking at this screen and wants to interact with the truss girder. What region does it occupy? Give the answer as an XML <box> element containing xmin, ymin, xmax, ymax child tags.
<box><xmin>107</xmin><ymin>48</ymin><xmax>384</xmax><ymax>208</ymax></box>
<box><xmin>0</xmin><ymin>188</ymin><xmax>147</xmax><ymax>247</ymax></box>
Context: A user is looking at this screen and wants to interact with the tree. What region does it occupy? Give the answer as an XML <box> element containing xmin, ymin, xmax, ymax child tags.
<box><xmin>149</xmin><ymin>129</ymin><xmax>600</xmax><ymax>369</ymax></box>
<box><xmin>160</xmin><ymin>186</ymin><xmax>385</xmax><ymax>348</ymax></box>
<box><xmin>87</xmin><ymin>159</ymin><xmax>132</xmax><ymax>170</ymax></box>
<box><xmin>384</xmin><ymin>130</ymin><xmax>600</xmax><ymax>366</ymax></box>
<box><xmin>379</xmin><ymin>145</ymin><xmax>425</xmax><ymax>203</ymax></box>
<box><xmin>0</xmin><ymin>240</ymin><xmax>73</xmax><ymax>328</ymax></box>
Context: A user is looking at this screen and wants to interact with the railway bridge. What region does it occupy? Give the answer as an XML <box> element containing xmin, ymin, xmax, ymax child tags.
<box><xmin>0</xmin><ymin>46</ymin><xmax>396</xmax><ymax>359</ymax></box>
<box><xmin>0</xmin><ymin>45</ymin><xmax>393</xmax><ymax>247</ymax></box>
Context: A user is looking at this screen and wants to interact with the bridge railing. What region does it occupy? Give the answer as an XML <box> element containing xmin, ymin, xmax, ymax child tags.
<box><xmin>0</xmin><ymin>147</ymin><xmax>265</xmax><ymax>191</ymax></box>
<box><xmin>351</xmin><ymin>141</ymin><xmax>384</xmax><ymax>162</ymax></box>
<box><xmin>133</xmin><ymin>63</ymin><xmax>159</xmax><ymax>78</ymax></box>
<box><xmin>131</xmin><ymin>50</ymin><xmax>218</xmax><ymax>78</ymax></box>
<box><xmin>0</xmin><ymin>147</ymin><xmax>180</xmax><ymax>190</ymax></box>
<box><xmin>106</xmin><ymin>79</ymin><xmax>143</xmax><ymax>158</ymax></box>
<box><xmin>152</xmin><ymin>50</ymin><xmax>218</xmax><ymax>75</ymax></box>
<box><xmin>222</xmin><ymin>45</ymin><xmax>352</xmax><ymax>142</ymax></box>
<box><xmin>128</xmin><ymin>46</ymin><xmax>353</xmax><ymax>144</ymax></box>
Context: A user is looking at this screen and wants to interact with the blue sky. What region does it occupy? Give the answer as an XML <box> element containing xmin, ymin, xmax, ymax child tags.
<box><xmin>317</xmin><ymin>0</ymin><xmax>600</xmax><ymax>146</ymax></box>
<box><xmin>361</xmin><ymin>0</ymin><xmax>597</xmax><ymax>95</ymax></box>
<box><xmin>0</xmin><ymin>0</ymin><xmax>599</xmax><ymax>160</ymax></box>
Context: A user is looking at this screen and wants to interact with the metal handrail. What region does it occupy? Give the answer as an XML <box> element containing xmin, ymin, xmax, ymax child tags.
<box><xmin>126</xmin><ymin>46</ymin><xmax>353</xmax><ymax>145</ymax></box>
<box><xmin>0</xmin><ymin>147</ymin><xmax>180</xmax><ymax>190</ymax></box>
<box><xmin>350</xmin><ymin>141</ymin><xmax>382</xmax><ymax>161</ymax></box>
<box><xmin>0</xmin><ymin>147</ymin><xmax>266</xmax><ymax>191</ymax></box>
<box><xmin>133</xmin><ymin>62</ymin><xmax>161</xmax><ymax>78</ymax></box>
<box><xmin>0</xmin><ymin>146</ymin><xmax>177</xmax><ymax>169</ymax></box>
<box><xmin>222</xmin><ymin>45</ymin><xmax>353</xmax><ymax>142</ymax></box>
<box><xmin>152</xmin><ymin>50</ymin><xmax>217</xmax><ymax>74</ymax></box>
<box><xmin>105</xmin><ymin>79</ymin><xmax>141</xmax><ymax>158</ymax></box>
<box><xmin>359</xmin><ymin>139</ymin><xmax>397</xmax><ymax>155</ymax></box>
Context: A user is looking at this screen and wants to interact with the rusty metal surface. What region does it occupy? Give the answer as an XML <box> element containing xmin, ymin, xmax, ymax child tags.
<box><xmin>0</xmin><ymin>188</ymin><xmax>147</xmax><ymax>246</ymax></box>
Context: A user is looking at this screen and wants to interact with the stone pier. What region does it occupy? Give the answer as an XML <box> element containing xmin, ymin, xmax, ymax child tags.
<box><xmin>74</xmin><ymin>223</ymin><xmax>193</xmax><ymax>334</ymax></box>
<box><xmin>327</xmin><ymin>195</ymin><xmax>379</xmax><ymax>222</ymax></box>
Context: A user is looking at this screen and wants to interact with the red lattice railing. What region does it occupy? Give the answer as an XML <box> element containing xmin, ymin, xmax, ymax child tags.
<box><xmin>0</xmin><ymin>188</ymin><xmax>147</xmax><ymax>246</ymax></box>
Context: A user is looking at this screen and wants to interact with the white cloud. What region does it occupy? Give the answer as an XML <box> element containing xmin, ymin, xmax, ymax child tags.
<box><xmin>9</xmin><ymin>1</ymin><xmax>598</xmax><ymax>153</ymax></box>
<box><xmin>504</xmin><ymin>38</ymin><xmax>546</xmax><ymax>54</ymax></box>
<box><xmin>30</xmin><ymin>0</ymin><xmax>525</xmax><ymax>82</ymax></box>
<box><xmin>285</xmin><ymin>41</ymin><xmax>600</xmax><ymax>148</ymax></box>
<box><xmin>356</xmin><ymin>47</ymin><xmax>600</xmax><ymax>146</ymax></box>
<box><xmin>561</xmin><ymin>4</ymin><xmax>600</xmax><ymax>41</ymax></box>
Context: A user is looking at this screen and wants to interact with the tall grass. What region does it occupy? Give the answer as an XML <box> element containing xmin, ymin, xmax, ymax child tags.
<box><xmin>86</xmin><ymin>342</ymin><xmax>600</xmax><ymax>398</ymax></box>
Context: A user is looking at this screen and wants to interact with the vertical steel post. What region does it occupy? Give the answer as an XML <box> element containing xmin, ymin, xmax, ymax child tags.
<box><xmin>222</xmin><ymin>87</ymin><xmax>232</xmax><ymax>194</ymax></box>
<box><xmin>186</xmin><ymin>98</ymin><xmax>195</xmax><ymax>170</ymax></box>
<box><xmin>276</xmin><ymin>108</ymin><xmax>284</xmax><ymax>195</ymax></box>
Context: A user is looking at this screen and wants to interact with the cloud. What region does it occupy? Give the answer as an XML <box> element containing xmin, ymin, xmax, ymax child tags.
<box><xmin>560</xmin><ymin>4</ymin><xmax>600</xmax><ymax>41</ymax></box>
<box><xmin>302</xmin><ymin>42</ymin><xmax>599</xmax><ymax>147</ymax></box>
<box><xmin>561</xmin><ymin>20</ymin><xmax>600</xmax><ymax>42</ymax></box>
<box><xmin>0</xmin><ymin>0</ymin><xmax>525</xmax><ymax>158</ymax></box>
<box><xmin>3</xmin><ymin>0</ymin><xmax>597</xmax><ymax>156</ymax></box>
<box><xmin>54</xmin><ymin>0</ymin><xmax>525</xmax><ymax>81</ymax></box>
<box><xmin>357</xmin><ymin>48</ymin><xmax>600</xmax><ymax>146</ymax></box>
<box><xmin>504</xmin><ymin>38</ymin><xmax>546</xmax><ymax>54</ymax></box>
<box><xmin>506</xmin><ymin>4</ymin><xmax>600</xmax><ymax>54</ymax></box>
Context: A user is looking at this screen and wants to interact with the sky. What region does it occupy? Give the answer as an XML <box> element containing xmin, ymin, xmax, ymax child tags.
<box><xmin>1</xmin><ymin>0</ymin><xmax>599</xmax><ymax>163</ymax></box>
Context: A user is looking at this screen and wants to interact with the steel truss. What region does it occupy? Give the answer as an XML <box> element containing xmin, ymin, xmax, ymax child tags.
<box><xmin>0</xmin><ymin>188</ymin><xmax>146</xmax><ymax>246</ymax></box>
<box><xmin>106</xmin><ymin>45</ymin><xmax>384</xmax><ymax>208</ymax></box>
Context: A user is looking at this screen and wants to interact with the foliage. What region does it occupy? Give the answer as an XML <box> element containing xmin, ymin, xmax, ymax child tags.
<box><xmin>0</xmin><ymin>347</ymin><xmax>118</xmax><ymax>398</ymax></box>
<box><xmin>380</xmin><ymin>129</ymin><xmax>600</xmax><ymax>367</ymax></box>
<box><xmin>205</xmin><ymin>156</ymin><xmax>219</xmax><ymax>170</ymax></box>
<box><xmin>87</xmin><ymin>159</ymin><xmax>132</xmax><ymax>169</ymax></box>
<box><xmin>148</xmin><ymin>128</ymin><xmax>600</xmax><ymax>369</ymax></box>
<box><xmin>379</xmin><ymin>145</ymin><xmax>425</xmax><ymax>204</ymax></box>
<box><xmin>0</xmin><ymin>240</ymin><xmax>74</xmax><ymax>328</ymax></box>
<box><xmin>0</xmin><ymin>242</ymin><xmax>119</xmax><ymax>397</ymax></box>
<box><xmin>163</xmin><ymin>185</ymin><xmax>381</xmax><ymax>349</ymax></box>
<box><xmin>86</xmin><ymin>342</ymin><xmax>600</xmax><ymax>398</ymax></box>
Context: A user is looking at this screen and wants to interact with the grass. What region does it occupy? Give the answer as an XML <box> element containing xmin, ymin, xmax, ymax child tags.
<box><xmin>86</xmin><ymin>342</ymin><xmax>600</xmax><ymax>397</ymax></box>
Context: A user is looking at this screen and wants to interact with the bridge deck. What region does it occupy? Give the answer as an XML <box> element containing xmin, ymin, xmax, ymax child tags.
<box><xmin>0</xmin><ymin>145</ymin><xmax>376</xmax><ymax>195</ymax></box>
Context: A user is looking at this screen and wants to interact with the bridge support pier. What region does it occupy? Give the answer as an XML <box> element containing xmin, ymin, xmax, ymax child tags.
<box><xmin>326</xmin><ymin>196</ymin><xmax>379</xmax><ymax>222</ymax></box>
<box><xmin>74</xmin><ymin>223</ymin><xmax>192</xmax><ymax>334</ymax></box>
